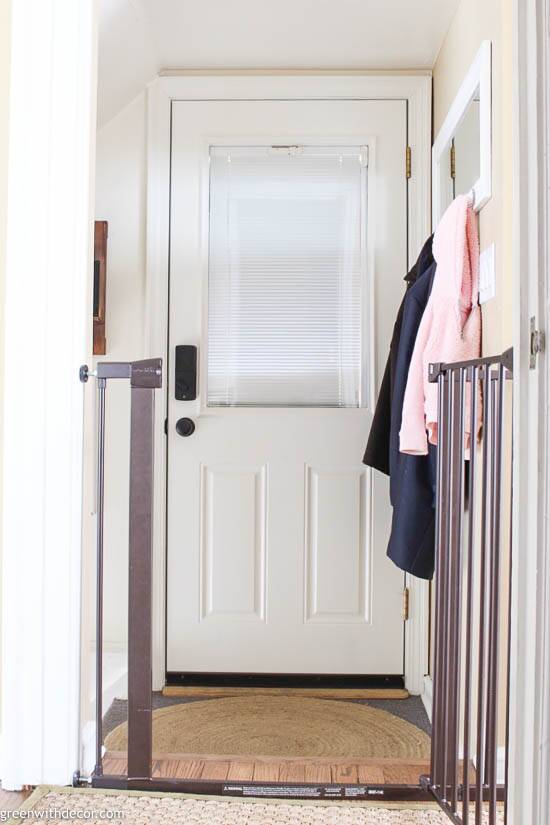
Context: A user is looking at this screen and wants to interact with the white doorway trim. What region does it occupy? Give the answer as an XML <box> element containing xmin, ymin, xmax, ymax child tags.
<box><xmin>0</xmin><ymin>0</ymin><xmax>98</xmax><ymax>788</ymax></box>
<box><xmin>144</xmin><ymin>73</ymin><xmax>432</xmax><ymax>694</ymax></box>
<box><xmin>508</xmin><ymin>1</ymin><xmax>550</xmax><ymax>823</ymax></box>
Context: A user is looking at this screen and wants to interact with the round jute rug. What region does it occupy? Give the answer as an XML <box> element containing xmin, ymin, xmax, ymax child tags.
<box><xmin>104</xmin><ymin>696</ymin><xmax>430</xmax><ymax>759</ymax></box>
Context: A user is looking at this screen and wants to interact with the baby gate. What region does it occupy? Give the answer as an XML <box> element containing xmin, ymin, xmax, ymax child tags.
<box><xmin>424</xmin><ymin>349</ymin><xmax>513</xmax><ymax>825</ymax></box>
<box><xmin>78</xmin><ymin>350</ymin><xmax>513</xmax><ymax>822</ymax></box>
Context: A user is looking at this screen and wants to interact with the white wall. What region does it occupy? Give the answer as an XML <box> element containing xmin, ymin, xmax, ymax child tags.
<box><xmin>93</xmin><ymin>91</ymin><xmax>148</xmax><ymax>647</ymax></box>
<box><xmin>80</xmin><ymin>92</ymin><xmax>148</xmax><ymax>765</ymax></box>
<box><xmin>0</xmin><ymin>0</ymin><xmax>11</xmax><ymax>752</ymax></box>
<box><xmin>2</xmin><ymin>0</ymin><xmax>97</xmax><ymax>787</ymax></box>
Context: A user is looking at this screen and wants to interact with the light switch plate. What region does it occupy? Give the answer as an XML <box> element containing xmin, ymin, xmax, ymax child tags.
<box><xmin>479</xmin><ymin>243</ymin><xmax>496</xmax><ymax>304</ymax></box>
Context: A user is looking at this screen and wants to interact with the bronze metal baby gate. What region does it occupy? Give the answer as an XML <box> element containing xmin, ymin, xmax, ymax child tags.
<box><xmin>78</xmin><ymin>351</ymin><xmax>513</xmax><ymax>815</ymax></box>
<box><xmin>79</xmin><ymin>358</ymin><xmax>163</xmax><ymax>785</ymax></box>
<box><xmin>78</xmin><ymin>357</ymin><xmax>430</xmax><ymax>800</ymax></box>
<box><xmin>423</xmin><ymin>349</ymin><xmax>513</xmax><ymax>825</ymax></box>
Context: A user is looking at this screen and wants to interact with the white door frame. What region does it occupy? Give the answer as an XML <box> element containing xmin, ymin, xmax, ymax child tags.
<box><xmin>144</xmin><ymin>73</ymin><xmax>432</xmax><ymax>694</ymax></box>
<box><xmin>508</xmin><ymin>1</ymin><xmax>550</xmax><ymax>822</ymax></box>
<box><xmin>0</xmin><ymin>0</ymin><xmax>97</xmax><ymax>788</ymax></box>
<box><xmin>539</xmin><ymin>2</ymin><xmax>550</xmax><ymax>809</ymax></box>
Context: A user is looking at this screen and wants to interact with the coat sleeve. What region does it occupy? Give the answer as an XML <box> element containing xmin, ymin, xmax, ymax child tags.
<box><xmin>399</xmin><ymin>303</ymin><xmax>433</xmax><ymax>456</ymax></box>
<box><xmin>389</xmin><ymin>292</ymin><xmax>427</xmax><ymax>502</ymax></box>
<box><xmin>363</xmin><ymin>356</ymin><xmax>391</xmax><ymax>474</ymax></box>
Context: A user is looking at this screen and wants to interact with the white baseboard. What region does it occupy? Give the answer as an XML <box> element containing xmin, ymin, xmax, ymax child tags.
<box><xmin>472</xmin><ymin>747</ymin><xmax>507</xmax><ymax>785</ymax></box>
<box><xmin>82</xmin><ymin>650</ymin><xmax>126</xmax><ymax>776</ymax></box>
<box><xmin>496</xmin><ymin>746</ymin><xmax>506</xmax><ymax>785</ymax></box>
<box><xmin>81</xmin><ymin>721</ymin><xmax>108</xmax><ymax>778</ymax></box>
<box><xmin>0</xmin><ymin>727</ymin><xmax>23</xmax><ymax>789</ymax></box>
<box><xmin>80</xmin><ymin>721</ymin><xmax>96</xmax><ymax>776</ymax></box>
<box><xmin>423</xmin><ymin>676</ymin><xmax>507</xmax><ymax>785</ymax></box>
<box><xmin>86</xmin><ymin>642</ymin><xmax>128</xmax><ymax>733</ymax></box>
<box><xmin>422</xmin><ymin>674</ymin><xmax>433</xmax><ymax>722</ymax></box>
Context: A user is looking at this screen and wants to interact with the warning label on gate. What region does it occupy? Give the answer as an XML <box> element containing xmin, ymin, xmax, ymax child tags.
<box><xmin>222</xmin><ymin>784</ymin><xmax>379</xmax><ymax>800</ymax></box>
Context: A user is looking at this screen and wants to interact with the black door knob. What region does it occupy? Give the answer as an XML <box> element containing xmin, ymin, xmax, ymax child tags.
<box><xmin>175</xmin><ymin>417</ymin><xmax>196</xmax><ymax>437</ymax></box>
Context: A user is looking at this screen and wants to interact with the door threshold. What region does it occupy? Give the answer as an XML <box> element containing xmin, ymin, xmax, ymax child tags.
<box><xmin>163</xmin><ymin>685</ymin><xmax>409</xmax><ymax>699</ymax></box>
<box><xmin>165</xmin><ymin>672</ymin><xmax>406</xmax><ymax>690</ymax></box>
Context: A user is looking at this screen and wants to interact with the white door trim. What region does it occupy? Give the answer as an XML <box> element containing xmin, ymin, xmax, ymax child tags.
<box><xmin>144</xmin><ymin>73</ymin><xmax>432</xmax><ymax>692</ymax></box>
<box><xmin>404</xmin><ymin>573</ymin><xmax>430</xmax><ymax>695</ymax></box>
<box><xmin>508</xmin><ymin>1</ymin><xmax>550</xmax><ymax>822</ymax></box>
<box><xmin>538</xmin><ymin>1</ymin><xmax>550</xmax><ymax>811</ymax></box>
<box><xmin>0</xmin><ymin>0</ymin><xmax>97</xmax><ymax>788</ymax></box>
<box><xmin>421</xmin><ymin>674</ymin><xmax>433</xmax><ymax>722</ymax></box>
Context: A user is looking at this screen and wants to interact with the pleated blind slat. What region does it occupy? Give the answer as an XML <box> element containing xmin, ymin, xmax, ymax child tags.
<box><xmin>207</xmin><ymin>146</ymin><xmax>367</xmax><ymax>408</ymax></box>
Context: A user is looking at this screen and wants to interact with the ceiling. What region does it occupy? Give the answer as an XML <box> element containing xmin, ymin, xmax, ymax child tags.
<box><xmin>98</xmin><ymin>0</ymin><xmax>460</xmax><ymax>127</ymax></box>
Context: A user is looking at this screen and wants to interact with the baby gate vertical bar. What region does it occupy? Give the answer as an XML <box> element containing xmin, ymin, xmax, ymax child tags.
<box><xmin>486</xmin><ymin>364</ymin><xmax>504</xmax><ymax>825</ymax></box>
<box><xmin>462</xmin><ymin>365</ymin><xmax>479</xmax><ymax>825</ymax></box>
<box><xmin>441</xmin><ymin>369</ymin><xmax>454</xmax><ymax>802</ymax></box>
<box><xmin>127</xmin><ymin>359</ymin><xmax>163</xmax><ymax>781</ymax></box>
<box><xmin>484</xmin><ymin>373</ymin><xmax>497</xmax><ymax>785</ymax></box>
<box><xmin>435</xmin><ymin>371</ymin><xmax>451</xmax><ymax>794</ymax></box>
<box><xmin>94</xmin><ymin>377</ymin><xmax>106</xmax><ymax>777</ymax></box>
<box><xmin>475</xmin><ymin>363</ymin><xmax>492</xmax><ymax>825</ymax></box>
<box><xmin>504</xmin><ymin>411</ymin><xmax>513</xmax><ymax>825</ymax></box>
<box><xmin>431</xmin><ymin>369</ymin><xmax>447</xmax><ymax>792</ymax></box>
<box><xmin>448</xmin><ymin>368</ymin><xmax>466</xmax><ymax>814</ymax></box>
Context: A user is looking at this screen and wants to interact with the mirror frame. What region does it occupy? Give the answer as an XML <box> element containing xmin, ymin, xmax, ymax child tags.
<box><xmin>432</xmin><ymin>40</ymin><xmax>492</xmax><ymax>223</ymax></box>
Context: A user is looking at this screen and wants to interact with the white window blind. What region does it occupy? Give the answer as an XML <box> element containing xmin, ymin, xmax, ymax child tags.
<box><xmin>207</xmin><ymin>145</ymin><xmax>368</xmax><ymax>407</ymax></box>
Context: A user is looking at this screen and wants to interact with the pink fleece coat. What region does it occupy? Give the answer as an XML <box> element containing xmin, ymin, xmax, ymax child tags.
<box><xmin>399</xmin><ymin>195</ymin><xmax>480</xmax><ymax>455</ymax></box>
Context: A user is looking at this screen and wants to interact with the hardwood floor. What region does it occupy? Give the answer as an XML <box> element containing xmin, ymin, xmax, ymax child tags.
<box><xmin>0</xmin><ymin>785</ymin><xmax>32</xmax><ymax>811</ymax></box>
<box><xmin>103</xmin><ymin>751</ymin><xmax>431</xmax><ymax>785</ymax></box>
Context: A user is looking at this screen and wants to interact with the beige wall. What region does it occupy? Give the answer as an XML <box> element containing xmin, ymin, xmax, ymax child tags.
<box><xmin>433</xmin><ymin>0</ymin><xmax>513</xmax><ymax>353</ymax></box>
<box><xmin>431</xmin><ymin>0</ymin><xmax>514</xmax><ymax>754</ymax></box>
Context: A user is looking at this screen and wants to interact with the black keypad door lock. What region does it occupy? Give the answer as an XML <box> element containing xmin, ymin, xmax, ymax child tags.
<box><xmin>175</xmin><ymin>345</ymin><xmax>197</xmax><ymax>400</ymax></box>
<box><xmin>176</xmin><ymin>418</ymin><xmax>196</xmax><ymax>437</ymax></box>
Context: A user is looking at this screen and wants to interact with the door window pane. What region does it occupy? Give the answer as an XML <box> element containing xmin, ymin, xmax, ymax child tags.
<box><xmin>207</xmin><ymin>145</ymin><xmax>368</xmax><ymax>407</ymax></box>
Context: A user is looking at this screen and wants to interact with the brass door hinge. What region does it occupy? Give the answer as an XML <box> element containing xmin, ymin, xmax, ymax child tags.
<box><xmin>402</xmin><ymin>587</ymin><xmax>410</xmax><ymax>621</ymax></box>
<box><xmin>450</xmin><ymin>143</ymin><xmax>456</xmax><ymax>180</ymax></box>
<box><xmin>530</xmin><ymin>316</ymin><xmax>545</xmax><ymax>369</ymax></box>
<box><xmin>406</xmin><ymin>146</ymin><xmax>412</xmax><ymax>179</ymax></box>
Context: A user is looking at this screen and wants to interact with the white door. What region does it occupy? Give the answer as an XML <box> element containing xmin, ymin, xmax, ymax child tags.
<box><xmin>166</xmin><ymin>99</ymin><xmax>407</xmax><ymax>675</ymax></box>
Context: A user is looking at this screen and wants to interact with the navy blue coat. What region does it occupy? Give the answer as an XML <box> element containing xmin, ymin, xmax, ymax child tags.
<box><xmin>363</xmin><ymin>237</ymin><xmax>434</xmax><ymax>475</ymax></box>
<box><xmin>386</xmin><ymin>261</ymin><xmax>437</xmax><ymax>580</ymax></box>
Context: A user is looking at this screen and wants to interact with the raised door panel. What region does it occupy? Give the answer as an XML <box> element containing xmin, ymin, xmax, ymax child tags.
<box><xmin>305</xmin><ymin>466</ymin><xmax>370</xmax><ymax>623</ymax></box>
<box><xmin>200</xmin><ymin>464</ymin><xmax>267</xmax><ymax>621</ymax></box>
